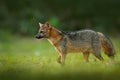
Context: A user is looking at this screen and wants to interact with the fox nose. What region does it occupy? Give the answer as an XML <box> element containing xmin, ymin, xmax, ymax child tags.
<box><xmin>35</xmin><ymin>34</ymin><xmax>40</xmax><ymax>39</ymax></box>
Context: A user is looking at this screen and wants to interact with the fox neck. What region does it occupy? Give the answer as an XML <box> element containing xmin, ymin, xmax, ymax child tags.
<box><xmin>47</xmin><ymin>27</ymin><xmax>62</xmax><ymax>46</ymax></box>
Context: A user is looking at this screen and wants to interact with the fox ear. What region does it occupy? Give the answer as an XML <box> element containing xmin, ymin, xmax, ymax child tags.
<box><xmin>45</xmin><ymin>22</ymin><xmax>51</xmax><ymax>28</ymax></box>
<box><xmin>39</xmin><ymin>22</ymin><xmax>43</xmax><ymax>27</ymax></box>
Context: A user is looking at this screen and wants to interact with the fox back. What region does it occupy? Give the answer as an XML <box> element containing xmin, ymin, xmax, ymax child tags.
<box><xmin>59</xmin><ymin>30</ymin><xmax>100</xmax><ymax>53</ymax></box>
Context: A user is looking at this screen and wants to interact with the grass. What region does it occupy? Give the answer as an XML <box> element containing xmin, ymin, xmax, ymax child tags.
<box><xmin>0</xmin><ymin>36</ymin><xmax>120</xmax><ymax>80</ymax></box>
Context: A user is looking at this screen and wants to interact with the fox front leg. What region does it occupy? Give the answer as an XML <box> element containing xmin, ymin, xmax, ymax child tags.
<box><xmin>56</xmin><ymin>46</ymin><xmax>66</xmax><ymax>65</ymax></box>
<box><xmin>57</xmin><ymin>55</ymin><xmax>62</xmax><ymax>63</ymax></box>
<box><xmin>57</xmin><ymin>48</ymin><xmax>66</xmax><ymax>65</ymax></box>
<box><xmin>57</xmin><ymin>54</ymin><xmax>66</xmax><ymax>65</ymax></box>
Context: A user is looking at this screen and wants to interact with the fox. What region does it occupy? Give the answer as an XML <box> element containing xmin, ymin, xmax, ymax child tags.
<box><xmin>35</xmin><ymin>22</ymin><xmax>115</xmax><ymax>65</ymax></box>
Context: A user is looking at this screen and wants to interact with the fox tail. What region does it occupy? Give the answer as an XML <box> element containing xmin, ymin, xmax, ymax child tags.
<box><xmin>97</xmin><ymin>32</ymin><xmax>115</xmax><ymax>58</ymax></box>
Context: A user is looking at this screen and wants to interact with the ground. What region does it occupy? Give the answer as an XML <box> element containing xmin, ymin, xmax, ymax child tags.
<box><xmin>0</xmin><ymin>36</ymin><xmax>120</xmax><ymax>80</ymax></box>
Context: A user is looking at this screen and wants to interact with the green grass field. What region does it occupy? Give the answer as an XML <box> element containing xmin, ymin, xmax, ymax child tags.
<box><xmin>0</xmin><ymin>36</ymin><xmax>120</xmax><ymax>80</ymax></box>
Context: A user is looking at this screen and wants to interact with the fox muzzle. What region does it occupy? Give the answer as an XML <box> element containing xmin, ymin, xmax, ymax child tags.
<box><xmin>35</xmin><ymin>34</ymin><xmax>44</xmax><ymax>39</ymax></box>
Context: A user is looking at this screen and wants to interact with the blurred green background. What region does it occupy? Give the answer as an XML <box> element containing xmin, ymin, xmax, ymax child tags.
<box><xmin>0</xmin><ymin>0</ymin><xmax>120</xmax><ymax>80</ymax></box>
<box><xmin>0</xmin><ymin>0</ymin><xmax>120</xmax><ymax>37</ymax></box>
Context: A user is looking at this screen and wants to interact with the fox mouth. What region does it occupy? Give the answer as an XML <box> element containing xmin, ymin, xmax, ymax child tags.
<box><xmin>35</xmin><ymin>35</ymin><xmax>44</xmax><ymax>39</ymax></box>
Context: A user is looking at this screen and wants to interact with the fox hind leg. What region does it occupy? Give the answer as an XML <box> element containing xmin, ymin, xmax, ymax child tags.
<box><xmin>92</xmin><ymin>44</ymin><xmax>104</xmax><ymax>61</ymax></box>
<box><xmin>83</xmin><ymin>52</ymin><xmax>90</xmax><ymax>62</ymax></box>
<box><xmin>92</xmin><ymin>35</ymin><xmax>104</xmax><ymax>61</ymax></box>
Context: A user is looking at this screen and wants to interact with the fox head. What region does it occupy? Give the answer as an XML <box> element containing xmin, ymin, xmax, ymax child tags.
<box><xmin>35</xmin><ymin>22</ymin><xmax>52</xmax><ymax>39</ymax></box>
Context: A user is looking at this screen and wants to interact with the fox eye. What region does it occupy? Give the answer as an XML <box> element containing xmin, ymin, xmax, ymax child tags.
<box><xmin>40</xmin><ymin>31</ymin><xmax>44</xmax><ymax>33</ymax></box>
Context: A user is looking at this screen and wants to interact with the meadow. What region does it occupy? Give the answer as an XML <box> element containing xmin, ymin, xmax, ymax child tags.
<box><xmin>0</xmin><ymin>36</ymin><xmax>120</xmax><ymax>80</ymax></box>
